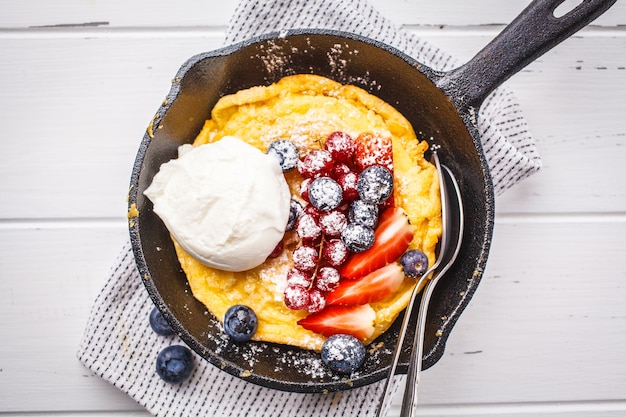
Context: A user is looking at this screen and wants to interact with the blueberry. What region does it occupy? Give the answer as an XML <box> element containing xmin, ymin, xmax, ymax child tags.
<box><xmin>357</xmin><ymin>165</ymin><xmax>394</xmax><ymax>204</ymax></box>
<box><xmin>267</xmin><ymin>139</ymin><xmax>299</xmax><ymax>172</ymax></box>
<box><xmin>321</xmin><ymin>334</ymin><xmax>366</xmax><ymax>374</ymax></box>
<box><xmin>308</xmin><ymin>177</ymin><xmax>343</xmax><ymax>212</ymax></box>
<box><xmin>149</xmin><ymin>307</ymin><xmax>174</xmax><ymax>336</ymax></box>
<box><xmin>156</xmin><ymin>345</ymin><xmax>194</xmax><ymax>384</ymax></box>
<box><xmin>400</xmin><ymin>249</ymin><xmax>429</xmax><ymax>278</ymax></box>
<box><xmin>341</xmin><ymin>223</ymin><xmax>375</xmax><ymax>252</ymax></box>
<box><xmin>286</xmin><ymin>199</ymin><xmax>304</xmax><ymax>231</ymax></box>
<box><xmin>348</xmin><ymin>199</ymin><xmax>379</xmax><ymax>228</ymax></box>
<box><xmin>224</xmin><ymin>305</ymin><xmax>258</xmax><ymax>342</ymax></box>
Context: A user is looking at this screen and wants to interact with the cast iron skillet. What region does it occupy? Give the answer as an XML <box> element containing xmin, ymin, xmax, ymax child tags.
<box><xmin>129</xmin><ymin>0</ymin><xmax>616</xmax><ymax>393</ymax></box>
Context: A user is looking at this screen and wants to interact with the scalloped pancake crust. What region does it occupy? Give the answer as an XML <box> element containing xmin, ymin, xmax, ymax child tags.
<box><xmin>172</xmin><ymin>74</ymin><xmax>442</xmax><ymax>352</ymax></box>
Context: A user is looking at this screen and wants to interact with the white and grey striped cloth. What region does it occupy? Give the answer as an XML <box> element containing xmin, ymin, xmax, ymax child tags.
<box><xmin>77</xmin><ymin>0</ymin><xmax>541</xmax><ymax>416</ymax></box>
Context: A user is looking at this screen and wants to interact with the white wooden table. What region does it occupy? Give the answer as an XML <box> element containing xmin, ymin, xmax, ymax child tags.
<box><xmin>1</xmin><ymin>1</ymin><xmax>625</xmax><ymax>416</ymax></box>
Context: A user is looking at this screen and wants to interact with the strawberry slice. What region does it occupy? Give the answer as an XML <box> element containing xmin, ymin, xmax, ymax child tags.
<box><xmin>354</xmin><ymin>132</ymin><xmax>394</xmax><ymax>172</ymax></box>
<box><xmin>341</xmin><ymin>207</ymin><xmax>415</xmax><ymax>280</ymax></box>
<box><xmin>327</xmin><ymin>262</ymin><xmax>405</xmax><ymax>306</ymax></box>
<box><xmin>297</xmin><ymin>304</ymin><xmax>376</xmax><ymax>340</ymax></box>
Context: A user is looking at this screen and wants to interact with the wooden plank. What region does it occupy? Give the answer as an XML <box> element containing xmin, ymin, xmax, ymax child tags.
<box><xmin>0</xmin><ymin>33</ymin><xmax>624</xmax><ymax>220</ymax></box>
<box><xmin>0</xmin><ymin>1</ymin><xmax>624</xmax><ymax>416</ymax></box>
<box><xmin>0</xmin><ymin>0</ymin><xmax>624</xmax><ymax>28</ymax></box>
<box><xmin>427</xmin><ymin>34</ymin><xmax>626</xmax><ymax>214</ymax></box>
<box><xmin>0</xmin><ymin>226</ymin><xmax>135</xmax><ymax>411</ymax></box>
<box><xmin>3</xmin><ymin>405</ymin><xmax>626</xmax><ymax>417</ymax></box>
<box><xmin>0</xmin><ymin>0</ymin><xmax>238</xmax><ymax>28</ymax></box>
<box><xmin>0</xmin><ymin>34</ymin><xmax>224</xmax><ymax>220</ymax></box>
<box><xmin>395</xmin><ymin>402</ymin><xmax>626</xmax><ymax>417</ymax></box>
<box><xmin>414</xmin><ymin>220</ymin><xmax>626</xmax><ymax>405</ymax></box>
<box><xmin>0</xmin><ymin>221</ymin><xmax>623</xmax><ymax>412</ymax></box>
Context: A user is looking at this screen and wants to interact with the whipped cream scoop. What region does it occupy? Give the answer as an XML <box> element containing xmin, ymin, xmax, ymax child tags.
<box><xmin>144</xmin><ymin>136</ymin><xmax>291</xmax><ymax>272</ymax></box>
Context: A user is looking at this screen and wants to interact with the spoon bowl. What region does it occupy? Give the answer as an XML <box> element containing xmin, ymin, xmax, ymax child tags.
<box><xmin>399</xmin><ymin>163</ymin><xmax>465</xmax><ymax>417</ymax></box>
<box><xmin>376</xmin><ymin>150</ymin><xmax>465</xmax><ymax>416</ymax></box>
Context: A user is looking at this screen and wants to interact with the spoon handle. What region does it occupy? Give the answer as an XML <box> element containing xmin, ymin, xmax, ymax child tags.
<box><xmin>399</xmin><ymin>275</ymin><xmax>439</xmax><ymax>417</ymax></box>
<box><xmin>374</xmin><ymin>151</ymin><xmax>448</xmax><ymax>417</ymax></box>
<box><xmin>400</xmin><ymin>165</ymin><xmax>465</xmax><ymax>417</ymax></box>
<box><xmin>374</xmin><ymin>273</ymin><xmax>430</xmax><ymax>417</ymax></box>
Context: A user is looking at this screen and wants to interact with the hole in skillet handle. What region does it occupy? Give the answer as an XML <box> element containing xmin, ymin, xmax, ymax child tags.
<box><xmin>553</xmin><ymin>0</ymin><xmax>586</xmax><ymax>18</ymax></box>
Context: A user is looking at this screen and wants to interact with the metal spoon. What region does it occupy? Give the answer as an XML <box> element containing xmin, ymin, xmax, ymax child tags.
<box><xmin>375</xmin><ymin>150</ymin><xmax>463</xmax><ymax>417</ymax></box>
<box><xmin>399</xmin><ymin>163</ymin><xmax>465</xmax><ymax>417</ymax></box>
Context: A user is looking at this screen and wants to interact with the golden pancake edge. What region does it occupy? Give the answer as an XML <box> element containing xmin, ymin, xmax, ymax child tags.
<box><xmin>172</xmin><ymin>74</ymin><xmax>442</xmax><ymax>352</ymax></box>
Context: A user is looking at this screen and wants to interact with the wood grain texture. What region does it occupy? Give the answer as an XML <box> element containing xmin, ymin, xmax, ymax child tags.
<box><xmin>1</xmin><ymin>0</ymin><xmax>625</xmax><ymax>27</ymax></box>
<box><xmin>0</xmin><ymin>0</ymin><xmax>624</xmax><ymax>416</ymax></box>
<box><xmin>0</xmin><ymin>222</ymin><xmax>624</xmax><ymax>413</ymax></box>
<box><xmin>0</xmin><ymin>34</ymin><xmax>624</xmax><ymax>219</ymax></box>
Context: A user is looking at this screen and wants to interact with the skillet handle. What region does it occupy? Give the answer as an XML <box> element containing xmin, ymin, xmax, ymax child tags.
<box><xmin>437</xmin><ymin>0</ymin><xmax>617</xmax><ymax>110</ymax></box>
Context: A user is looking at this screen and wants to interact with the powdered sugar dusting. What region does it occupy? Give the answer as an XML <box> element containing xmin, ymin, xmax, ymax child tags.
<box><xmin>292</xmin><ymin>245</ymin><xmax>318</xmax><ymax>271</ymax></box>
<box><xmin>319</xmin><ymin>210</ymin><xmax>348</xmax><ymax>237</ymax></box>
<box><xmin>327</xmin><ymin>42</ymin><xmax>380</xmax><ymax>90</ymax></box>
<box><xmin>199</xmin><ymin>304</ymin><xmax>399</xmax><ymax>387</ymax></box>
<box><xmin>315</xmin><ymin>266</ymin><xmax>341</xmax><ymax>292</ymax></box>
<box><xmin>258</xmin><ymin>251</ymin><xmax>291</xmax><ymax>298</ymax></box>
<box><xmin>296</xmin><ymin>213</ymin><xmax>323</xmax><ymax>242</ymax></box>
<box><xmin>185</xmin><ymin>35</ymin><xmax>419</xmax><ymax>387</ymax></box>
<box><xmin>254</xmin><ymin>37</ymin><xmax>381</xmax><ymax>91</ymax></box>
<box><xmin>256</xmin><ymin>40</ymin><xmax>297</xmax><ymax>78</ymax></box>
<box><xmin>274</xmin><ymin>348</ymin><xmax>327</xmax><ymax>379</ymax></box>
<box><xmin>322</xmin><ymin>239</ymin><xmax>348</xmax><ymax>267</ymax></box>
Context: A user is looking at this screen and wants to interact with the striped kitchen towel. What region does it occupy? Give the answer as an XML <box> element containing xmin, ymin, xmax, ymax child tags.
<box><xmin>77</xmin><ymin>1</ymin><xmax>541</xmax><ymax>416</ymax></box>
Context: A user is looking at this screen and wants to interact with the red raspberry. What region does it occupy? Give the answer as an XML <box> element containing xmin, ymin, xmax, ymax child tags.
<box><xmin>330</xmin><ymin>162</ymin><xmax>351</xmax><ymax>180</ymax></box>
<box><xmin>284</xmin><ymin>285</ymin><xmax>310</xmax><ymax>310</ymax></box>
<box><xmin>336</xmin><ymin>201</ymin><xmax>351</xmax><ymax>213</ymax></box>
<box><xmin>315</xmin><ymin>266</ymin><xmax>341</xmax><ymax>292</ymax></box>
<box><xmin>304</xmin><ymin>203</ymin><xmax>323</xmax><ymax>220</ymax></box>
<box><xmin>319</xmin><ymin>210</ymin><xmax>348</xmax><ymax>237</ymax></box>
<box><xmin>324</xmin><ymin>131</ymin><xmax>355</xmax><ymax>164</ymax></box>
<box><xmin>296</xmin><ymin>213</ymin><xmax>322</xmax><ymax>243</ymax></box>
<box><xmin>297</xmin><ymin>149</ymin><xmax>334</xmax><ymax>179</ymax></box>
<box><xmin>354</xmin><ymin>132</ymin><xmax>393</xmax><ymax>172</ymax></box>
<box><xmin>286</xmin><ymin>268</ymin><xmax>313</xmax><ymax>288</ymax></box>
<box><xmin>322</xmin><ymin>238</ymin><xmax>349</xmax><ymax>267</ymax></box>
<box><xmin>292</xmin><ymin>245</ymin><xmax>319</xmax><ymax>271</ymax></box>
<box><xmin>337</xmin><ymin>171</ymin><xmax>359</xmax><ymax>201</ymax></box>
<box><xmin>306</xmin><ymin>288</ymin><xmax>327</xmax><ymax>314</ymax></box>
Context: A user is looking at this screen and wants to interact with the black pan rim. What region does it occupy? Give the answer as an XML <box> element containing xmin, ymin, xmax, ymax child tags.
<box><xmin>128</xmin><ymin>28</ymin><xmax>495</xmax><ymax>393</ymax></box>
